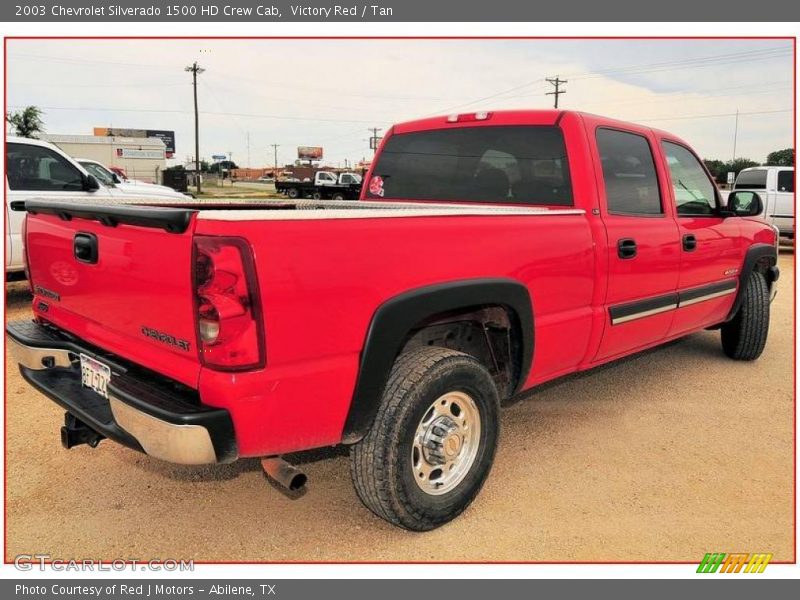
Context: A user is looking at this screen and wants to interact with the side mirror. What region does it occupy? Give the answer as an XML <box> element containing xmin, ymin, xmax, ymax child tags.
<box><xmin>112</xmin><ymin>173</ymin><xmax>122</xmax><ymax>184</ymax></box>
<box><xmin>726</xmin><ymin>190</ymin><xmax>763</xmax><ymax>217</ymax></box>
<box><xmin>83</xmin><ymin>174</ymin><xmax>100</xmax><ymax>192</ymax></box>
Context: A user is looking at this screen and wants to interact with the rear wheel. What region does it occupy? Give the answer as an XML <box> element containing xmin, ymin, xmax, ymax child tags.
<box><xmin>286</xmin><ymin>187</ymin><xmax>300</xmax><ymax>199</ymax></box>
<box><xmin>332</xmin><ymin>193</ymin><xmax>345</xmax><ymax>201</ymax></box>
<box><xmin>721</xmin><ymin>270</ymin><xmax>770</xmax><ymax>360</ymax></box>
<box><xmin>350</xmin><ymin>346</ymin><xmax>499</xmax><ymax>531</ymax></box>
<box><xmin>312</xmin><ymin>192</ymin><xmax>323</xmax><ymax>200</ymax></box>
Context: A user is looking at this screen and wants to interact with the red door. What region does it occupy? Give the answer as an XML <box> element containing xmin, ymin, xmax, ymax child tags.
<box><xmin>658</xmin><ymin>139</ymin><xmax>744</xmax><ymax>335</ymax></box>
<box><xmin>589</xmin><ymin>124</ymin><xmax>681</xmax><ymax>361</ymax></box>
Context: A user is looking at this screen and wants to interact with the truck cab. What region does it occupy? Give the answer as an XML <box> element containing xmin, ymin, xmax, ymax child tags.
<box><xmin>734</xmin><ymin>166</ymin><xmax>795</xmax><ymax>239</ymax></box>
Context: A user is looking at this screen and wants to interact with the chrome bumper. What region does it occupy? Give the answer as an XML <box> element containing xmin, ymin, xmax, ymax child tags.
<box><xmin>107</xmin><ymin>396</ymin><xmax>217</xmax><ymax>465</ymax></box>
<box><xmin>7</xmin><ymin>322</ymin><xmax>236</xmax><ymax>465</ymax></box>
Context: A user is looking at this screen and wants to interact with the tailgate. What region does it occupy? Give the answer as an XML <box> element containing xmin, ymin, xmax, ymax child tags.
<box><xmin>22</xmin><ymin>201</ymin><xmax>201</xmax><ymax>387</ymax></box>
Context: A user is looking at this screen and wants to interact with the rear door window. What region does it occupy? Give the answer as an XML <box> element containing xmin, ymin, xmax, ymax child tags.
<box><xmin>777</xmin><ymin>170</ymin><xmax>794</xmax><ymax>193</ymax></box>
<box><xmin>596</xmin><ymin>128</ymin><xmax>663</xmax><ymax>216</ymax></box>
<box><xmin>366</xmin><ymin>125</ymin><xmax>573</xmax><ymax>206</ymax></box>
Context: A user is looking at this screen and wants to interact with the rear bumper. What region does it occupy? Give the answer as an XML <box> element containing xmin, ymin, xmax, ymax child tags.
<box><xmin>6</xmin><ymin>320</ymin><xmax>238</xmax><ymax>465</ymax></box>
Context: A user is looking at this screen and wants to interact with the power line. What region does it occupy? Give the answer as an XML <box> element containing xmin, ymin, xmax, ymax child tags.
<box><xmin>631</xmin><ymin>108</ymin><xmax>791</xmax><ymax>123</ymax></box>
<box><xmin>9</xmin><ymin>105</ymin><xmax>381</xmax><ymax>124</ymax></box>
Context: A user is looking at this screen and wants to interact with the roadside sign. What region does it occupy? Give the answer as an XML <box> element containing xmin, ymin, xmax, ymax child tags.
<box><xmin>298</xmin><ymin>146</ymin><xmax>323</xmax><ymax>160</ymax></box>
<box><xmin>727</xmin><ymin>172</ymin><xmax>736</xmax><ymax>186</ymax></box>
<box><xmin>212</xmin><ymin>154</ymin><xmax>227</xmax><ymax>160</ymax></box>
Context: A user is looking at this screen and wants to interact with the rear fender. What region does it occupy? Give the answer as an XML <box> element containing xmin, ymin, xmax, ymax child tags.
<box><xmin>341</xmin><ymin>278</ymin><xmax>533</xmax><ymax>443</ymax></box>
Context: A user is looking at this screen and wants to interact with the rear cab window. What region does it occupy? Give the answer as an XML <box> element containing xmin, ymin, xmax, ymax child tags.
<box><xmin>365</xmin><ymin>125</ymin><xmax>573</xmax><ymax>206</ymax></box>
<box><xmin>734</xmin><ymin>169</ymin><xmax>768</xmax><ymax>190</ymax></box>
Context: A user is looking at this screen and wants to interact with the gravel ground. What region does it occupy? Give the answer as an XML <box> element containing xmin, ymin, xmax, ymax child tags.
<box><xmin>4</xmin><ymin>253</ymin><xmax>794</xmax><ymax>562</ymax></box>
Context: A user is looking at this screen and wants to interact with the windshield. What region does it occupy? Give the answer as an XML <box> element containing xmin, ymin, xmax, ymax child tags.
<box><xmin>366</xmin><ymin>125</ymin><xmax>573</xmax><ymax>205</ymax></box>
<box><xmin>79</xmin><ymin>161</ymin><xmax>116</xmax><ymax>186</ymax></box>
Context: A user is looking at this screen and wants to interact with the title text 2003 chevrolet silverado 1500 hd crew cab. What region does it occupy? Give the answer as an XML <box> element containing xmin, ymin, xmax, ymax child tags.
<box><xmin>8</xmin><ymin>110</ymin><xmax>779</xmax><ymax>531</ymax></box>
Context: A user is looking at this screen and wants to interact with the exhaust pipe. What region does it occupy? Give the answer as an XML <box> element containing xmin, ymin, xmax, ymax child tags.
<box><xmin>260</xmin><ymin>457</ymin><xmax>307</xmax><ymax>492</ymax></box>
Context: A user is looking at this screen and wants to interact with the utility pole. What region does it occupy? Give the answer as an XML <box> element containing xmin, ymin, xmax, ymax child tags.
<box><xmin>732</xmin><ymin>109</ymin><xmax>739</xmax><ymax>161</ymax></box>
<box><xmin>269</xmin><ymin>144</ymin><xmax>279</xmax><ymax>175</ymax></box>
<box><xmin>368</xmin><ymin>127</ymin><xmax>383</xmax><ymax>155</ymax></box>
<box><xmin>184</xmin><ymin>61</ymin><xmax>205</xmax><ymax>193</ymax></box>
<box><xmin>246</xmin><ymin>132</ymin><xmax>251</xmax><ymax>169</ymax></box>
<box><xmin>546</xmin><ymin>76</ymin><xmax>567</xmax><ymax>109</ymax></box>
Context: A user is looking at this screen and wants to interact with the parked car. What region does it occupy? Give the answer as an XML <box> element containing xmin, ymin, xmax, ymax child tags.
<box><xmin>733</xmin><ymin>166</ymin><xmax>794</xmax><ymax>239</ymax></box>
<box><xmin>77</xmin><ymin>159</ymin><xmax>191</xmax><ymax>200</ymax></box>
<box><xmin>8</xmin><ymin>110</ymin><xmax>779</xmax><ymax>531</ymax></box>
<box><xmin>4</xmin><ymin>137</ymin><xmax>192</xmax><ymax>275</ymax></box>
<box><xmin>275</xmin><ymin>171</ymin><xmax>362</xmax><ymax>200</ymax></box>
<box><xmin>257</xmin><ymin>175</ymin><xmax>275</xmax><ymax>183</ymax></box>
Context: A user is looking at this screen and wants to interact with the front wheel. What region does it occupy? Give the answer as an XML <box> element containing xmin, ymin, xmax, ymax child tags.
<box><xmin>350</xmin><ymin>347</ymin><xmax>500</xmax><ymax>531</ymax></box>
<box><xmin>721</xmin><ymin>270</ymin><xmax>770</xmax><ymax>360</ymax></box>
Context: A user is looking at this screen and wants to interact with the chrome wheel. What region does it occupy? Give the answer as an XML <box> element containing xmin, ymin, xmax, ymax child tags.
<box><xmin>411</xmin><ymin>391</ymin><xmax>481</xmax><ymax>496</ymax></box>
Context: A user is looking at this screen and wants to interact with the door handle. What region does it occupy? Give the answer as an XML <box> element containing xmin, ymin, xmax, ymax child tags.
<box><xmin>617</xmin><ymin>238</ymin><xmax>637</xmax><ymax>259</ymax></box>
<box><xmin>682</xmin><ymin>234</ymin><xmax>697</xmax><ymax>252</ymax></box>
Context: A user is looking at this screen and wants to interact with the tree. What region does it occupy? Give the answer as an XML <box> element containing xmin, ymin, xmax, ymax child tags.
<box><xmin>726</xmin><ymin>158</ymin><xmax>760</xmax><ymax>177</ymax></box>
<box><xmin>704</xmin><ymin>158</ymin><xmax>760</xmax><ymax>184</ymax></box>
<box><xmin>765</xmin><ymin>148</ymin><xmax>794</xmax><ymax>167</ymax></box>
<box><xmin>703</xmin><ymin>159</ymin><xmax>726</xmax><ymax>183</ymax></box>
<box><xmin>6</xmin><ymin>106</ymin><xmax>44</xmax><ymax>138</ymax></box>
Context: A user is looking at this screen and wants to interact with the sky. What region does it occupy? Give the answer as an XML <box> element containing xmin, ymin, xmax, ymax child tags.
<box><xmin>5</xmin><ymin>39</ymin><xmax>794</xmax><ymax>168</ymax></box>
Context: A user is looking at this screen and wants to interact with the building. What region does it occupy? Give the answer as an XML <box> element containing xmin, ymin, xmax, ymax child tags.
<box><xmin>38</xmin><ymin>134</ymin><xmax>167</xmax><ymax>184</ymax></box>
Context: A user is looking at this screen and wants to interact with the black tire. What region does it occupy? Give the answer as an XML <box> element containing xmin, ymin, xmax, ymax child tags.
<box><xmin>721</xmin><ymin>270</ymin><xmax>770</xmax><ymax>360</ymax></box>
<box><xmin>332</xmin><ymin>193</ymin><xmax>345</xmax><ymax>201</ymax></box>
<box><xmin>312</xmin><ymin>192</ymin><xmax>322</xmax><ymax>200</ymax></box>
<box><xmin>350</xmin><ymin>346</ymin><xmax>500</xmax><ymax>531</ymax></box>
<box><xmin>286</xmin><ymin>187</ymin><xmax>300</xmax><ymax>199</ymax></box>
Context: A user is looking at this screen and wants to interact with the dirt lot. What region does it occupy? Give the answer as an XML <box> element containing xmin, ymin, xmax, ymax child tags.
<box><xmin>4</xmin><ymin>253</ymin><xmax>794</xmax><ymax>562</ymax></box>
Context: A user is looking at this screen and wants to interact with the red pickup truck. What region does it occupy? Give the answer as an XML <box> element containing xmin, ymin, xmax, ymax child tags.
<box><xmin>7</xmin><ymin>110</ymin><xmax>779</xmax><ymax>531</ymax></box>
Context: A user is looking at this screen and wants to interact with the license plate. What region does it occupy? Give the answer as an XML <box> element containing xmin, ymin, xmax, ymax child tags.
<box><xmin>80</xmin><ymin>353</ymin><xmax>111</xmax><ymax>399</ymax></box>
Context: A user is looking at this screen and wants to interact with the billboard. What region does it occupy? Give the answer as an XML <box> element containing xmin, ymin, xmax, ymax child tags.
<box><xmin>94</xmin><ymin>127</ymin><xmax>176</xmax><ymax>157</ymax></box>
<box><xmin>298</xmin><ymin>146</ymin><xmax>323</xmax><ymax>161</ymax></box>
<box><xmin>116</xmin><ymin>148</ymin><xmax>165</xmax><ymax>160</ymax></box>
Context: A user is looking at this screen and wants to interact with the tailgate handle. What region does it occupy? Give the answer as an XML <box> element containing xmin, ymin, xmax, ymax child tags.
<box><xmin>74</xmin><ymin>233</ymin><xmax>98</xmax><ymax>264</ymax></box>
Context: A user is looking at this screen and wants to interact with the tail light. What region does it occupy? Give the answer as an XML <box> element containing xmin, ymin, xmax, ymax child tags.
<box><xmin>193</xmin><ymin>236</ymin><xmax>265</xmax><ymax>371</ymax></box>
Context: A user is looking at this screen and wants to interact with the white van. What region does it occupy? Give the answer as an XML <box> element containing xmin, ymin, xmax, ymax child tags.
<box><xmin>733</xmin><ymin>166</ymin><xmax>795</xmax><ymax>239</ymax></box>
<box><xmin>5</xmin><ymin>136</ymin><xmax>187</xmax><ymax>276</ymax></box>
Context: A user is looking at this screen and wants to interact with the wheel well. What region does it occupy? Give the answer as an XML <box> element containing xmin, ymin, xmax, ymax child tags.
<box><xmin>398</xmin><ymin>305</ymin><xmax>523</xmax><ymax>399</ymax></box>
